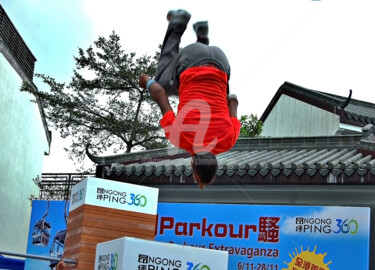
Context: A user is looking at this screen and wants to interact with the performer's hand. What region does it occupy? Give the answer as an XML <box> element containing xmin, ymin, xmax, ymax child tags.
<box><xmin>56</xmin><ymin>256</ymin><xmax>65</xmax><ymax>270</ymax></box>
<box><xmin>139</xmin><ymin>74</ymin><xmax>150</xmax><ymax>89</ymax></box>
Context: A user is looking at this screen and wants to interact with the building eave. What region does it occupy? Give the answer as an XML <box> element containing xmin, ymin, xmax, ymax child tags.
<box><xmin>259</xmin><ymin>82</ymin><xmax>375</xmax><ymax>128</ymax></box>
<box><xmin>92</xmin><ymin>132</ymin><xmax>375</xmax><ymax>185</ymax></box>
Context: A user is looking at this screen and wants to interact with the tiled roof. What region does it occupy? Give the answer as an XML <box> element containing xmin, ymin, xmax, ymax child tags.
<box><xmin>260</xmin><ymin>82</ymin><xmax>375</xmax><ymax>127</ymax></box>
<box><xmin>91</xmin><ymin>124</ymin><xmax>375</xmax><ymax>185</ymax></box>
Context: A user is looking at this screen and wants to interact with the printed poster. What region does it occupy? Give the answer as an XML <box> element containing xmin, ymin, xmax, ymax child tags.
<box><xmin>26</xmin><ymin>202</ymin><xmax>370</xmax><ymax>269</ymax></box>
<box><xmin>155</xmin><ymin>204</ymin><xmax>370</xmax><ymax>270</ymax></box>
<box><xmin>25</xmin><ymin>200</ymin><xmax>69</xmax><ymax>270</ymax></box>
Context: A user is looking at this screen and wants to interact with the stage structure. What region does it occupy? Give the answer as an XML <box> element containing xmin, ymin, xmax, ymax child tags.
<box><xmin>95</xmin><ymin>237</ymin><xmax>228</xmax><ymax>269</ymax></box>
<box><xmin>63</xmin><ymin>177</ymin><xmax>159</xmax><ymax>270</ymax></box>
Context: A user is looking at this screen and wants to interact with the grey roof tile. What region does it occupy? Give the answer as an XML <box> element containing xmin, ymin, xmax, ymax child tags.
<box><xmin>91</xmin><ymin>127</ymin><xmax>375</xmax><ymax>185</ymax></box>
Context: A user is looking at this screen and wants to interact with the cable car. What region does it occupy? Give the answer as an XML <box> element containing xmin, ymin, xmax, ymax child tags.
<box><xmin>48</xmin><ymin>229</ymin><xmax>66</xmax><ymax>269</ymax></box>
<box><xmin>49</xmin><ymin>201</ymin><xmax>68</xmax><ymax>269</ymax></box>
<box><xmin>32</xmin><ymin>201</ymin><xmax>51</xmax><ymax>247</ymax></box>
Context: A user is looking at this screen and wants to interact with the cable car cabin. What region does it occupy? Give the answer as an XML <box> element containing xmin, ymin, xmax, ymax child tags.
<box><xmin>32</xmin><ymin>219</ymin><xmax>51</xmax><ymax>247</ymax></box>
<box><xmin>49</xmin><ymin>229</ymin><xmax>66</xmax><ymax>268</ymax></box>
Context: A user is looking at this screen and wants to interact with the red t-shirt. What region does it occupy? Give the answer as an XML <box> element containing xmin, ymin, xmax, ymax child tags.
<box><xmin>160</xmin><ymin>66</ymin><xmax>241</xmax><ymax>155</ymax></box>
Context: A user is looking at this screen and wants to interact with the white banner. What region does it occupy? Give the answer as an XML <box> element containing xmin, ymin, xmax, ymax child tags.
<box><xmin>69</xmin><ymin>177</ymin><xmax>159</xmax><ymax>215</ymax></box>
<box><xmin>95</xmin><ymin>237</ymin><xmax>228</xmax><ymax>270</ymax></box>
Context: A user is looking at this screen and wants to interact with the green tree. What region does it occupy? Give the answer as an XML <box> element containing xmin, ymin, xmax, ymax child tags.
<box><xmin>21</xmin><ymin>32</ymin><xmax>172</xmax><ymax>169</ymax></box>
<box><xmin>239</xmin><ymin>114</ymin><xmax>263</xmax><ymax>137</ymax></box>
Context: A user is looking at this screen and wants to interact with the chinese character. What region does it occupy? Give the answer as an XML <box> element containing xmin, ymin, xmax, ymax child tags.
<box><xmin>138</xmin><ymin>254</ymin><xmax>148</xmax><ymax>263</ymax></box>
<box><xmin>295</xmin><ymin>257</ymin><xmax>303</xmax><ymax>267</ymax></box>
<box><xmin>258</xmin><ymin>217</ymin><xmax>280</xmax><ymax>243</ymax></box>
<box><xmin>303</xmin><ymin>261</ymin><xmax>311</xmax><ymax>270</ymax></box>
<box><xmin>296</xmin><ymin>217</ymin><xmax>304</xmax><ymax>224</ymax></box>
<box><xmin>296</xmin><ymin>225</ymin><xmax>304</xmax><ymax>233</ymax></box>
<box><xmin>258</xmin><ymin>233</ymin><xmax>266</xmax><ymax>242</ymax></box>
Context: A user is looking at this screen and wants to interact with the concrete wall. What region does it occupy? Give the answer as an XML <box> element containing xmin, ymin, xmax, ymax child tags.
<box><xmin>261</xmin><ymin>94</ymin><xmax>340</xmax><ymax>137</ymax></box>
<box><xmin>0</xmin><ymin>52</ymin><xmax>49</xmax><ymax>253</ymax></box>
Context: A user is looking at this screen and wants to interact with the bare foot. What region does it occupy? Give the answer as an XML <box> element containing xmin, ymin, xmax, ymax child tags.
<box><xmin>139</xmin><ymin>74</ymin><xmax>150</xmax><ymax>89</ymax></box>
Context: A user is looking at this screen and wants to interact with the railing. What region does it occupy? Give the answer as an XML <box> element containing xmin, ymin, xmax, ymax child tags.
<box><xmin>40</xmin><ymin>173</ymin><xmax>95</xmax><ymax>201</ymax></box>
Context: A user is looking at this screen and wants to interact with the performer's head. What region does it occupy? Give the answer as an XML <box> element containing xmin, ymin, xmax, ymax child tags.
<box><xmin>191</xmin><ymin>152</ymin><xmax>218</xmax><ymax>190</ymax></box>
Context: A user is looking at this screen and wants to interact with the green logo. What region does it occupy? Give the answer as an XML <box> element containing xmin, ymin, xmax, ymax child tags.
<box><xmin>110</xmin><ymin>253</ymin><xmax>118</xmax><ymax>270</ymax></box>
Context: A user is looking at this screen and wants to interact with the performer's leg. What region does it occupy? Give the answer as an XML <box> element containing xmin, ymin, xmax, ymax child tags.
<box><xmin>193</xmin><ymin>21</ymin><xmax>209</xmax><ymax>45</ymax></box>
<box><xmin>154</xmin><ymin>10</ymin><xmax>191</xmax><ymax>95</ymax></box>
<box><xmin>175</xmin><ymin>20</ymin><xmax>229</xmax><ymax>76</ymax></box>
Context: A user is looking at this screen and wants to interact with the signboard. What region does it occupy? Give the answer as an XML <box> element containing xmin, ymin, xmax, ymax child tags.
<box><xmin>95</xmin><ymin>237</ymin><xmax>228</xmax><ymax>270</ymax></box>
<box><xmin>25</xmin><ymin>200</ymin><xmax>69</xmax><ymax>270</ymax></box>
<box><xmin>69</xmin><ymin>177</ymin><xmax>159</xmax><ymax>215</ymax></box>
<box><xmin>26</xmin><ymin>201</ymin><xmax>371</xmax><ymax>269</ymax></box>
<box><xmin>155</xmin><ymin>204</ymin><xmax>370</xmax><ymax>270</ymax></box>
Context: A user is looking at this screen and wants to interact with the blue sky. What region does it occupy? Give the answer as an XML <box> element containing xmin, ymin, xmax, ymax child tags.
<box><xmin>1</xmin><ymin>0</ymin><xmax>94</xmax><ymax>83</ymax></box>
<box><xmin>1</xmin><ymin>0</ymin><xmax>374</xmax><ymax>172</ymax></box>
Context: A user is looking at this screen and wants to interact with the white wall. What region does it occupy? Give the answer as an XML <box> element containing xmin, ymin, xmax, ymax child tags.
<box><xmin>0</xmin><ymin>53</ymin><xmax>49</xmax><ymax>253</ymax></box>
<box><xmin>261</xmin><ymin>94</ymin><xmax>340</xmax><ymax>137</ymax></box>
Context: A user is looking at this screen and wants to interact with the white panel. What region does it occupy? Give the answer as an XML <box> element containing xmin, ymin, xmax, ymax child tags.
<box><xmin>95</xmin><ymin>237</ymin><xmax>228</xmax><ymax>270</ymax></box>
<box><xmin>261</xmin><ymin>95</ymin><xmax>340</xmax><ymax>137</ymax></box>
<box><xmin>69</xmin><ymin>177</ymin><xmax>159</xmax><ymax>215</ymax></box>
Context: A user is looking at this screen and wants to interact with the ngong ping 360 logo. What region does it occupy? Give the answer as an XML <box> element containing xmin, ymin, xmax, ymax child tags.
<box><xmin>71</xmin><ymin>188</ymin><xmax>84</xmax><ymax>205</ymax></box>
<box><xmin>295</xmin><ymin>217</ymin><xmax>359</xmax><ymax>235</ymax></box>
<box><xmin>96</xmin><ymin>187</ymin><xmax>147</xmax><ymax>207</ymax></box>
<box><xmin>137</xmin><ymin>254</ymin><xmax>211</xmax><ymax>270</ymax></box>
<box><xmin>137</xmin><ymin>254</ymin><xmax>181</xmax><ymax>270</ymax></box>
<box><xmin>97</xmin><ymin>253</ymin><xmax>118</xmax><ymax>270</ymax></box>
<box><xmin>187</xmin><ymin>262</ymin><xmax>211</xmax><ymax>270</ymax></box>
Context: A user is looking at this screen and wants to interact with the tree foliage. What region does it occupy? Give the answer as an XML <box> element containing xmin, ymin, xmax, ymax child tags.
<box><xmin>21</xmin><ymin>32</ymin><xmax>172</xmax><ymax>168</ymax></box>
<box><xmin>239</xmin><ymin>114</ymin><xmax>263</xmax><ymax>137</ymax></box>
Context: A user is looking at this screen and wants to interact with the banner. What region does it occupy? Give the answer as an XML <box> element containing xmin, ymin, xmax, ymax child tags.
<box><xmin>95</xmin><ymin>237</ymin><xmax>228</xmax><ymax>270</ymax></box>
<box><xmin>26</xmin><ymin>201</ymin><xmax>371</xmax><ymax>269</ymax></box>
<box><xmin>155</xmin><ymin>204</ymin><xmax>370</xmax><ymax>270</ymax></box>
<box><xmin>69</xmin><ymin>177</ymin><xmax>159</xmax><ymax>215</ymax></box>
<box><xmin>25</xmin><ymin>200</ymin><xmax>69</xmax><ymax>270</ymax></box>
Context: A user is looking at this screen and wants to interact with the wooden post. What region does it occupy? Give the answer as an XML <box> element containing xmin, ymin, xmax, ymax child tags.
<box><xmin>63</xmin><ymin>177</ymin><xmax>159</xmax><ymax>270</ymax></box>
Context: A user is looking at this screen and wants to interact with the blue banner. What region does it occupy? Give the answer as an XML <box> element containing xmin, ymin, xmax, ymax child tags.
<box><xmin>25</xmin><ymin>200</ymin><xmax>69</xmax><ymax>270</ymax></box>
<box><xmin>155</xmin><ymin>204</ymin><xmax>370</xmax><ymax>270</ymax></box>
<box><xmin>26</xmin><ymin>201</ymin><xmax>370</xmax><ymax>269</ymax></box>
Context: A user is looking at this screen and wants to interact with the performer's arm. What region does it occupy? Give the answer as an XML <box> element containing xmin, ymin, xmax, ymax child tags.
<box><xmin>149</xmin><ymin>82</ymin><xmax>173</xmax><ymax>115</ymax></box>
<box><xmin>139</xmin><ymin>74</ymin><xmax>172</xmax><ymax>115</ymax></box>
<box><xmin>228</xmin><ymin>96</ymin><xmax>241</xmax><ymax>143</ymax></box>
<box><xmin>228</xmin><ymin>96</ymin><xmax>238</xmax><ymax>118</ymax></box>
